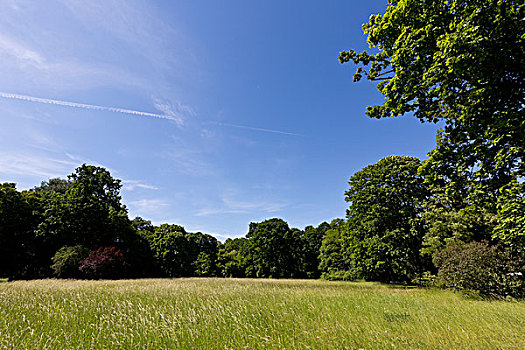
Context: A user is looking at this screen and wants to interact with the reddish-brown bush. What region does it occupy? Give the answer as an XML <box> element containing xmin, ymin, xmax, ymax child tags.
<box><xmin>79</xmin><ymin>246</ymin><xmax>124</xmax><ymax>279</ymax></box>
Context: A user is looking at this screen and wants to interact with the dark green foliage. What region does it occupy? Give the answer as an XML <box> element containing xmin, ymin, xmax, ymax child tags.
<box><xmin>35</xmin><ymin>164</ymin><xmax>132</xmax><ymax>249</ymax></box>
<box><xmin>51</xmin><ymin>245</ymin><xmax>89</xmax><ymax>278</ymax></box>
<box><xmin>420</xmin><ymin>202</ymin><xmax>496</xmax><ymax>258</ymax></box>
<box><xmin>318</xmin><ymin>219</ymin><xmax>352</xmax><ymax>280</ymax></box>
<box><xmin>79</xmin><ymin>246</ymin><xmax>125</xmax><ymax>279</ymax></box>
<box><xmin>193</xmin><ymin>252</ymin><xmax>213</xmax><ymax>277</ymax></box>
<box><xmin>493</xmin><ymin>182</ymin><xmax>525</xmax><ymax>251</ymax></box>
<box><xmin>34</xmin><ymin>178</ymin><xmax>71</xmax><ymax>194</ymax></box>
<box><xmin>245</xmin><ymin>218</ymin><xmax>304</xmax><ymax>278</ymax></box>
<box><xmin>434</xmin><ymin>241</ymin><xmax>525</xmax><ymax>299</ymax></box>
<box><xmin>217</xmin><ymin>238</ymin><xmax>249</xmax><ymax>277</ymax></box>
<box><xmin>144</xmin><ymin>224</ymin><xmax>220</xmax><ymax>277</ymax></box>
<box><xmin>340</xmin><ymin>0</ymin><xmax>525</xmax><ymax>252</ymax></box>
<box><xmin>0</xmin><ymin>183</ymin><xmax>44</xmax><ymax>279</ymax></box>
<box><xmin>343</xmin><ymin>156</ymin><xmax>429</xmax><ymax>283</ymax></box>
<box><xmin>188</xmin><ymin>232</ymin><xmax>220</xmax><ymax>276</ymax></box>
<box><xmin>302</xmin><ymin>222</ymin><xmax>330</xmax><ymax>278</ymax></box>
<box><xmin>339</xmin><ymin>0</ymin><xmax>524</xmax><ymax>177</ymax></box>
<box><xmin>146</xmin><ymin>224</ymin><xmax>192</xmax><ymax>277</ymax></box>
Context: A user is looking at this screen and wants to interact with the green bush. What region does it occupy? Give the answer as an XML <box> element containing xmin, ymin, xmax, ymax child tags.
<box><xmin>434</xmin><ymin>241</ymin><xmax>525</xmax><ymax>299</ymax></box>
<box><xmin>51</xmin><ymin>245</ymin><xmax>89</xmax><ymax>278</ymax></box>
<box><xmin>321</xmin><ymin>269</ymin><xmax>358</xmax><ymax>281</ymax></box>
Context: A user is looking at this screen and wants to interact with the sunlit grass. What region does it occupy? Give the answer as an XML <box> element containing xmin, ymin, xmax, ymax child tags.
<box><xmin>1</xmin><ymin>278</ymin><xmax>524</xmax><ymax>349</ymax></box>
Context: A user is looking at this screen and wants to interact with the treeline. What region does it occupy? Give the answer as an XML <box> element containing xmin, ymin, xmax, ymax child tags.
<box><xmin>0</xmin><ymin>165</ymin><xmax>331</xmax><ymax>280</ymax></box>
<box><xmin>1</xmin><ymin>158</ymin><xmax>524</xmax><ymax>297</ymax></box>
<box><xmin>1</xmin><ymin>158</ymin><xmax>524</xmax><ymax>299</ymax></box>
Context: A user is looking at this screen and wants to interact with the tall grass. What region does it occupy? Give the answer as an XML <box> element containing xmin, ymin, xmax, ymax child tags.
<box><xmin>1</xmin><ymin>278</ymin><xmax>524</xmax><ymax>349</ymax></box>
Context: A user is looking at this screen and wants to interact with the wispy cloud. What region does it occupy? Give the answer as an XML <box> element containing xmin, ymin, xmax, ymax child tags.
<box><xmin>128</xmin><ymin>198</ymin><xmax>171</xmax><ymax>218</ymax></box>
<box><xmin>0</xmin><ymin>92</ymin><xmax>178</xmax><ymax>122</ymax></box>
<box><xmin>0</xmin><ymin>33</ymin><xmax>46</xmax><ymax>68</ymax></box>
<box><xmin>122</xmin><ymin>180</ymin><xmax>159</xmax><ymax>191</ymax></box>
<box><xmin>209</xmin><ymin>121</ymin><xmax>303</xmax><ymax>137</ymax></box>
<box><xmin>153</xmin><ymin>99</ymin><xmax>194</xmax><ymax>126</ymax></box>
<box><xmin>0</xmin><ymin>152</ymin><xmax>77</xmax><ymax>180</ymax></box>
<box><xmin>0</xmin><ymin>1</ymin><xmax>199</xmax><ymax>117</ymax></box>
<box><xmin>195</xmin><ymin>194</ymin><xmax>289</xmax><ymax>217</ymax></box>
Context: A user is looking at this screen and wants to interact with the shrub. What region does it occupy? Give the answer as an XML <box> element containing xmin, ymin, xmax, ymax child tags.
<box><xmin>51</xmin><ymin>245</ymin><xmax>89</xmax><ymax>278</ymax></box>
<box><xmin>434</xmin><ymin>241</ymin><xmax>525</xmax><ymax>299</ymax></box>
<box><xmin>79</xmin><ymin>246</ymin><xmax>124</xmax><ymax>279</ymax></box>
<box><xmin>321</xmin><ymin>269</ymin><xmax>358</xmax><ymax>281</ymax></box>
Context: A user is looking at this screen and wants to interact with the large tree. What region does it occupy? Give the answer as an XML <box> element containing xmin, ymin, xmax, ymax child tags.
<box><xmin>245</xmin><ymin>218</ymin><xmax>304</xmax><ymax>278</ymax></box>
<box><xmin>343</xmin><ymin>156</ymin><xmax>430</xmax><ymax>282</ymax></box>
<box><xmin>0</xmin><ymin>184</ymin><xmax>38</xmax><ymax>278</ymax></box>
<box><xmin>36</xmin><ymin>164</ymin><xmax>131</xmax><ymax>248</ymax></box>
<box><xmin>340</xmin><ymin>0</ymin><xmax>524</xmax><ymax>250</ymax></box>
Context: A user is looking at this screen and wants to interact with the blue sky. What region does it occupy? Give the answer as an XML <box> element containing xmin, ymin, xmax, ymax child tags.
<box><xmin>0</xmin><ymin>0</ymin><xmax>440</xmax><ymax>239</ymax></box>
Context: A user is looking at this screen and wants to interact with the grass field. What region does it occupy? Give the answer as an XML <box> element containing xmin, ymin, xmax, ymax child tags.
<box><xmin>1</xmin><ymin>278</ymin><xmax>524</xmax><ymax>349</ymax></box>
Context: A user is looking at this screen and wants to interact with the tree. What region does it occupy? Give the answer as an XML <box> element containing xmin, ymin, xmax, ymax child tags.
<box><xmin>79</xmin><ymin>246</ymin><xmax>125</xmax><ymax>279</ymax></box>
<box><xmin>146</xmin><ymin>224</ymin><xmax>193</xmax><ymax>277</ymax></box>
<box><xmin>339</xmin><ymin>0</ymin><xmax>524</xmax><ymax>173</ymax></box>
<box><xmin>318</xmin><ymin>219</ymin><xmax>351</xmax><ymax>280</ymax></box>
<box><xmin>51</xmin><ymin>245</ymin><xmax>89</xmax><ymax>278</ymax></box>
<box><xmin>493</xmin><ymin>182</ymin><xmax>525</xmax><ymax>251</ymax></box>
<box><xmin>217</xmin><ymin>238</ymin><xmax>249</xmax><ymax>278</ymax></box>
<box><xmin>434</xmin><ymin>240</ymin><xmax>525</xmax><ymax>298</ymax></box>
<box><xmin>187</xmin><ymin>232</ymin><xmax>220</xmax><ymax>276</ymax></box>
<box><xmin>339</xmin><ymin>0</ymin><xmax>525</xmax><ymax>247</ymax></box>
<box><xmin>302</xmin><ymin>222</ymin><xmax>330</xmax><ymax>278</ymax></box>
<box><xmin>34</xmin><ymin>178</ymin><xmax>71</xmax><ymax>194</ymax></box>
<box><xmin>342</xmin><ymin>156</ymin><xmax>429</xmax><ymax>282</ymax></box>
<box><xmin>35</xmin><ymin>164</ymin><xmax>131</xmax><ymax>249</ymax></box>
<box><xmin>245</xmin><ymin>218</ymin><xmax>304</xmax><ymax>278</ymax></box>
<box><xmin>0</xmin><ymin>183</ymin><xmax>38</xmax><ymax>278</ymax></box>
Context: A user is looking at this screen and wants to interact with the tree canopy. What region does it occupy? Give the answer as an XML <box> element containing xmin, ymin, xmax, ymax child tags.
<box><xmin>343</xmin><ymin>155</ymin><xmax>429</xmax><ymax>282</ymax></box>
<box><xmin>339</xmin><ymin>0</ymin><xmax>524</xmax><ymax>196</ymax></box>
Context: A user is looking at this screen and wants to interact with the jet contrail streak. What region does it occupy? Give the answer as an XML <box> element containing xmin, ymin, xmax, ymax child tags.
<box><xmin>0</xmin><ymin>91</ymin><xmax>303</xmax><ymax>136</ymax></box>
<box><xmin>0</xmin><ymin>91</ymin><xmax>178</xmax><ymax>121</ymax></box>
<box><xmin>211</xmin><ymin>121</ymin><xmax>303</xmax><ymax>137</ymax></box>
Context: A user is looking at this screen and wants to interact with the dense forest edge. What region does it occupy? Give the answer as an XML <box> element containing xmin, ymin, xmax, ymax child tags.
<box><xmin>1</xmin><ymin>0</ymin><xmax>524</xmax><ymax>300</ymax></box>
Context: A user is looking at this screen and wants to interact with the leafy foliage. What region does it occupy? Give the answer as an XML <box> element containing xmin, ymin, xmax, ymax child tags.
<box><xmin>434</xmin><ymin>241</ymin><xmax>525</xmax><ymax>298</ymax></box>
<box><xmin>51</xmin><ymin>245</ymin><xmax>89</xmax><ymax>278</ymax></box>
<box><xmin>342</xmin><ymin>156</ymin><xmax>429</xmax><ymax>282</ymax></box>
<box><xmin>79</xmin><ymin>247</ymin><xmax>125</xmax><ymax>279</ymax></box>
<box><xmin>339</xmin><ymin>0</ymin><xmax>524</xmax><ymax>165</ymax></box>
<box><xmin>245</xmin><ymin>219</ymin><xmax>305</xmax><ymax>278</ymax></box>
<box><xmin>217</xmin><ymin>238</ymin><xmax>249</xmax><ymax>278</ymax></box>
<box><xmin>302</xmin><ymin>222</ymin><xmax>330</xmax><ymax>278</ymax></box>
<box><xmin>0</xmin><ymin>183</ymin><xmax>43</xmax><ymax>279</ymax></box>
<box><xmin>493</xmin><ymin>182</ymin><xmax>525</xmax><ymax>250</ymax></box>
<box><xmin>318</xmin><ymin>219</ymin><xmax>351</xmax><ymax>279</ymax></box>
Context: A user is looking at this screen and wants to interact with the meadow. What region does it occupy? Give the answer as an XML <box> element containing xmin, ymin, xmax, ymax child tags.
<box><xmin>1</xmin><ymin>278</ymin><xmax>524</xmax><ymax>349</ymax></box>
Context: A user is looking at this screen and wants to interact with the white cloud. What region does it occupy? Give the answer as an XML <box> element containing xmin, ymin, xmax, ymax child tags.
<box><xmin>195</xmin><ymin>192</ymin><xmax>289</xmax><ymax>217</ymax></box>
<box><xmin>0</xmin><ymin>33</ymin><xmax>46</xmax><ymax>68</ymax></box>
<box><xmin>0</xmin><ymin>152</ymin><xmax>77</xmax><ymax>180</ymax></box>
<box><xmin>0</xmin><ymin>1</ymin><xmax>199</xmax><ymax>123</ymax></box>
<box><xmin>128</xmin><ymin>198</ymin><xmax>171</xmax><ymax>219</ymax></box>
<box><xmin>122</xmin><ymin>180</ymin><xmax>158</xmax><ymax>191</ymax></box>
<box><xmin>153</xmin><ymin>99</ymin><xmax>193</xmax><ymax>126</ymax></box>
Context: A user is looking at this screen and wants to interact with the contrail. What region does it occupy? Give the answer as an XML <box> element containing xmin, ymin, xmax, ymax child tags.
<box><xmin>0</xmin><ymin>91</ymin><xmax>303</xmax><ymax>136</ymax></box>
<box><xmin>210</xmin><ymin>121</ymin><xmax>303</xmax><ymax>137</ymax></box>
<box><xmin>0</xmin><ymin>92</ymin><xmax>178</xmax><ymax>121</ymax></box>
